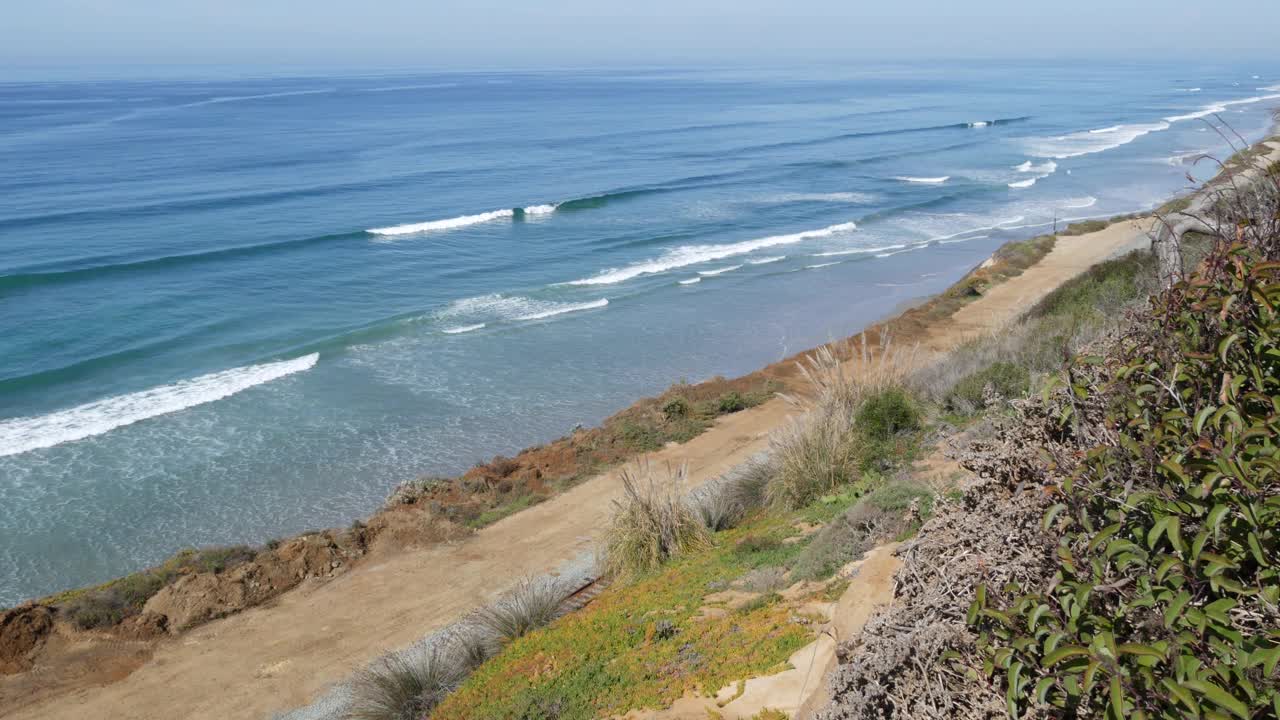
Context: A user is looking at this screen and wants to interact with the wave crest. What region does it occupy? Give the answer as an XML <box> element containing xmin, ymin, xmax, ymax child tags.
<box><xmin>566</xmin><ymin>222</ymin><xmax>856</xmax><ymax>286</ymax></box>
<box><xmin>0</xmin><ymin>354</ymin><xmax>319</xmax><ymax>458</ymax></box>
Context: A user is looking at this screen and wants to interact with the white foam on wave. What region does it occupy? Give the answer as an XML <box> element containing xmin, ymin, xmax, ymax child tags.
<box><xmin>1015</xmin><ymin>160</ymin><xmax>1058</xmax><ymax>174</ymax></box>
<box><xmin>748</xmin><ymin>256</ymin><xmax>785</xmax><ymax>265</ymax></box>
<box><xmin>771</xmin><ymin>192</ymin><xmax>877</xmax><ymax>204</ymax></box>
<box><xmin>515</xmin><ymin>298</ymin><xmax>608</xmax><ymax>321</ymax></box>
<box><xmin>895</xmin><ymin>176</ymin><xmax>951</xmax><ymax>184</ymax></box>
<box><xmin>1023</xmin><ymin>122</ymin><xmax>1170</xmax><ymax>159</ymax></box>
<box><xmin>181</xmin><ymin>89</ymin><xmax>336</xmax><ymax>108</ymax></box>
<box><xmin>367</xmin><ymin>201</ymin><xmax>558</xmax><ymax>236</ymax></box>
<box><xmin>0</xmin><ymin>354</ymin><xmax>319</xmax><ymax>458</ymax></box>
<box><xmin>814</xmin><ymin>244</ymin><xmax>905</xmax><ymax>257</ymax></box>
<box><xmin>1008</xmin><ymin>178</ymin><xmax>1039</xmax><ymax>189</ymax></box>
<box><xmin>877</xmin><ymin>245</ymin><xmax>926</xmax><ymax>258</ymax></box>
<box><xmin>442</xmin><ymin>323</ymin><xmax>486</xmax><ymax>334</ymax></box>
<box><xmin>1262</xmin><ymin>84</ymin><xmax>1280</xmax><ymax>92</ymax></box>
<box><xmin>362</xmin><ymin>83</ymin><xmax>459</xmax><ymax>92</ymax></box>
<box><xmin>565</xmin><ymin>222</ymin><xmax>857</xmax><ymax>286</ymax></box>
<box><xmin>1178</xmin><ymin>88</ymin><xmax>1202</xmax><ymax>93</ymax></box>
<box><xmin>1165</xmin><ymin>93</ymin><xmax>1280</xmax><ymax>123</ymax></box>
<box><xmin>927</xmin><ymin>216</ymin><xmax>1026</xmax><ymax>242</ymax></box>
<box><xmin>938</xmin><ymin>234</ymin><xmax>989</xmax><ymax>245</ymax></box>
<box><xmin>678</xmin><ymin>277</ymin><xmax>702</xmax><ymax>285</ymax></box>
<box><xmin>1063</xmin><ymin>196</ymin><xmax>1098</xmax><ymax>209</ymax></box>
<box><xmin>806</xmin><ymin>262</ymin><xmax>840</xmax><ymax>269</ymax></box>
<box><xmin>968</xmin><ymin>121</ymin><xmax>990</xmax><ymax>128</ymax></box>
<box><xmin>698</xmin><ymin>264</ymin><xmax>743</xmax><ymax>276</ymax></box>
<box><xmin>368</xmin><ymin>209</ymin><xmax>515</xmax><ymax>236</ymax></box>
<box><xmin>439</xmin><ymin>294</ymin><xmax>608</xmax><ymax>323</ymax></box>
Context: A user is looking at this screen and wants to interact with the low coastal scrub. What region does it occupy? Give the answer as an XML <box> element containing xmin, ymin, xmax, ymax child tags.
<box><xmin>57</xmin><ymin>545</ymin><xmax>257</xmax><ymax>629</ymax></box>
<box><xmin>968</xmin><ymin>242</ymin><xmax>1280</xmax><ymax>719</ymax></box>
<box><xmin>431</xmin><ymin>508</ymin><xmax>833</xmax><ymax>720</ymax></box>
<box><xmin>820</xmin><ymin>143</ymin><xmax>1280</xmax><ymax>719</ymax></box>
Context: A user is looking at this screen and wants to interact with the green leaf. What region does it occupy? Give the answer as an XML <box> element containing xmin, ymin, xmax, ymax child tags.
<box><xmin>1043</xmin><ymin>645</ymin><xmax>1091</xmax><ymax>667</ymax></box>
<box><xmin>1043</xmin><ymin>503</ymin><xmax>1067</xmax><ymax>532</ymax></box>
<box><xmin>1149</xmin><ymin>515</ymin><xmax>1175</xmax><ymax>549</ymax></box>
<box><xmin>1162</xmin><ymin>678</ymin><xmax>1201</xmax><ymax>717</ymax></box>
<box><xmin>1034</xmin><ymin>677</ymin><xmax>1056</xmax><ymax>705</ymax></box>
<box><xmin>1165</xmin><ymin>591</ymin><xmax>1192</xmax><ymax>627</ymax></box>
<box><xmin>1089</xmin><ymin>523</ymin><xmax>1123</xmax><ymax>554</ymax></box>
<box><xmin>1194</xmin><ymin>405</ymin><xmax>1217</xmax><ymax>435</ymax></box>
<box><xmin>1204</xmin><ymin>598</ymin><xmax>1237</xmax><ymax>624</ymax></box>
<box><xmin>1183</xmin><ymin>679</ymin><xmax>1249</xmax><ymax>719</ymax></box>
<box><xmin>1117</xmin><ymin>643</ymin><xmax>1166</xmax><ymax>660</ymax></box>
<box><xmin>1110</xmin><ymin>676</ymin><xmax>1126</xmax><ymax>719</ymax></box>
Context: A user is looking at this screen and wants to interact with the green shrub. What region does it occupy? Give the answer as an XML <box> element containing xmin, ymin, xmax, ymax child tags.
<box><xmin>662</xmin><ymin>396</ymin><xmax>689</xmax><ymax>419</ymax></box>
<box><xmin>970</xmin><ymin>246</ymin><xmax>1280</xmax><ymax>719</ymax></box>
<box><xmin>944</xmin><ymin>361</ymin><xmax>1030</xmax><ymax>414</ymax></box>
<box><xmin>855</xmin><ymin>387</ymin><xmax>919</xmax><ymax>441</ymax></box>
<box><xmin>717</xmin><ymin>391</ymin><xmax>748</xmax><ymax>414</ymax></box>
<box><xmin>1060</xmin><ymin>218</ymin><xmax>1109</xmax><ymax>235</ymax></box>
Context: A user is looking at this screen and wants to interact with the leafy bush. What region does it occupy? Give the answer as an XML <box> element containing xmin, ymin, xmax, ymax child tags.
<box><xmin>605</xmin><ymin>464</ymin><xmax>712</xmax><ymax>577</ymax></box>
<box><xmin>662</xmin><ymin>396</ymin><xmax>689</xmax><ymax>419</ymax></box>
<box><xmin>970</xmin><ymin>245</ymin><xmax>1280</xmax><ymax>719</ymax></box>
<box><xmin>855</xmin><ymin>387</ymin><xmax>920</xmax><ymax>441</ymax></box>
<box><xmin>717</xmin><ymin>391</ymin><xmax>748</xmax><ymax>414</ymax></box>
<box><xmin>944</xmin><ymin>361</ymin><xmax>1030</xmax><ymax>414</ymax></box>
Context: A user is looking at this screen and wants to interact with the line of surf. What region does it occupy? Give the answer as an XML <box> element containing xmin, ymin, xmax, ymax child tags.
<box><xmin>1164</xmin><ymin>93</ymin><xmax>1280</xmax><ymax>123</ymax></box>
<box><xmin>0</xmin><ymin>233</ymin><xmax>360</xmax><ymax>293</ymax></box>
<box><xmin>512</xmin><ymin>298</ymin><xmax>609</xmax><ymax>321</ymax></box>
<box><xmin>564</xmin><ymin>222</ymin><xmax>857</xmax><ymax>286</ymax></box>
<box><xmin>0</xmin><ymin>353</ymin><xmax>319</xmax><ymax>458</ymax></box>
<box><xmin>895</xmin><ymin>176</ymin><xmax>950</xmax><ymax>184</ymax></box>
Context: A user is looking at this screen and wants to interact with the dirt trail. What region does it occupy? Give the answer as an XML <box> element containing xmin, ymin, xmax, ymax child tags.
<box><xmin>3</xmin><ymin>220</ymin><xmax>1147</xmax><ymax>720</ymax></box>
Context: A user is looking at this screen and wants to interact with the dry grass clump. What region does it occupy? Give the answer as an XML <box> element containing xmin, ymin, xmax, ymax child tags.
<box><xmin>686</xmin><ymin>453</ymin><xmax>775</xmax><ymax>531</ymax></box>
<box><xmin>605</xmin><ymin>463</ymin><xmax>712</xmax><ymax>577</ymax></box>
<box><xmin>345</xmin><ymin>648</ymin><xmax>464</xmax><ymax>720</ymax></box>
<box><xmin>769</xmin><ymin>337</ymin><xmax>917</xmax><ymax>508</ymax></box>
<box><xmin>473</xmin><ymin>576</ymin><xmax>570</xmax><ymax>644</ymax></box>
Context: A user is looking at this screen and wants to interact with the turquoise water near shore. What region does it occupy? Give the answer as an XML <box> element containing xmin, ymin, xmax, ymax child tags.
<box><xmin>2</xmin><ymin>62</ymin><xmax>1278</xmax><ymax>604</ymax></box>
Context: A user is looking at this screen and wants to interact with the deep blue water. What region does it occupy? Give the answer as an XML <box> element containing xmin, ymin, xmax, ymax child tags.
<box><xmin>2</xmin><ymin>62</ymin><xmax>1278</xmax><ymax>604</ymax></box>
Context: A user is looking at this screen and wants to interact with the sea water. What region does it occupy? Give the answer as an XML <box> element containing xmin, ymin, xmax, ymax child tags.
<box><xmin>2</xmin><ymin>62</ymin><xmax>1278</xmax><ymax>604</ymax></box>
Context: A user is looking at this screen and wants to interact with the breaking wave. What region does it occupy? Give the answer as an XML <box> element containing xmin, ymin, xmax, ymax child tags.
<box><xmin>367</xmin><ymin>203</ymin><xmax>560</xmax><ymax>235</ymax></box>
<box><xmin>0</xmin><ymin>354</ymin><xmax>319</xmax><ymax>458</ymax></box>
<box><xmin>748</xmin><ymin>256</ymin><xmax>786</xmax><ymax>265</ymax></box>
<box><xmin>1008</xmin><ymin>177</ymin><xmax>1039</xmax><ymax>189</ymax></box>
<box><xmin>698</xmin><ymin>264</ymin><xmax>743</xmax><ymax>276</ymax></box>
<box><xmin>1023</xmin><ymin>122</ymin><xmax>1170</xmax><ymax>159</ymax></box>
<box><xmin>438</xmin><ymin>294</ymin><xmax>609</xmax><ymax>324</ymax></box>
<box><xmin>442</xmin><ymin>323</ymin><xmax>485</xmax><ymax>334</ymax></box>
<box><xmin>895</xmin><ymin>176</ymin><xmax>950</xmax><ymax>184</ymax></box>
<box><xmin>565</xmin><ymin>222</ymin><xmax>857</xmax><ymax>286</ymax></box>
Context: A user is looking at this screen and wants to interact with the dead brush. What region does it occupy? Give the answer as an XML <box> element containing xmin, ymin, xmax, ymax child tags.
<box><xmin>604</xmin><ymin>462</ymin><xmax>712</xmax><ymax>577</ymax></box>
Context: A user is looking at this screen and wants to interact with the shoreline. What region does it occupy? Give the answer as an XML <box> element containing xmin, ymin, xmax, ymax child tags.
<box><xmin>4</xmin><ymin>132</ymin><xmax>1279</xmax><ymax>718</ymax></box>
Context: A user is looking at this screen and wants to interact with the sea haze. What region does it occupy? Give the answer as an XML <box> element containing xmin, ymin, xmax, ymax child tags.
<box><xmin>1</xmin><ymin>62</ymin><xmax>1278</xmax><ymax>604</ymax></box>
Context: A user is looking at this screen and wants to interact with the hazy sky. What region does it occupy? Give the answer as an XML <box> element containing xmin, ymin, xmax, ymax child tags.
<box><xmin>5</xmin><ymin>0</ymin><xmax>1278</xmax><ymax>71</ymax></box>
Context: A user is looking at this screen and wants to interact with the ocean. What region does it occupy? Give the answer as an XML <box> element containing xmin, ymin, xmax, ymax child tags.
<box><xmin>2</xmin><ymin>61</ymin><xmax>1278</xmax><ymax>604</ymax></box>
